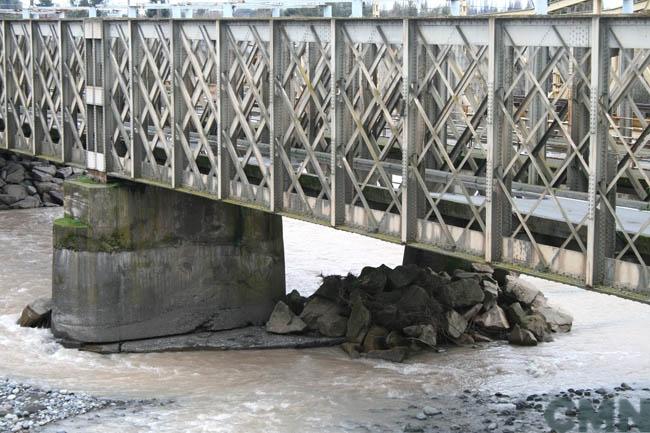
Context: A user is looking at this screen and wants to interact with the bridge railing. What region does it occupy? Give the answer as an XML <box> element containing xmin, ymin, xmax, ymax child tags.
<box><xmin>2</xmin><ymin>16</ymin><xmax>650</xmax><ymax>294</ymax></box>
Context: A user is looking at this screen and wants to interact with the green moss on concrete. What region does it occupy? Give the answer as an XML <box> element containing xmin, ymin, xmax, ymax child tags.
<box><xmin>54</xmin><ymin>216</ymin><xmax>88</xmax><ymax>229</ymax></box>
<box><xmin>53</xmin><ymin>217</ymin><xmax>90</xmax><ymax>251</ymax></box>
<box><xmin>54</xmin><ymin>215</ymin><xmax>170</xmax><ymax>253</ymax></box>
<box><xmin>68</xmin><ymin>176</ymin><xmax>122</xmax><ymax>188</ymax></box>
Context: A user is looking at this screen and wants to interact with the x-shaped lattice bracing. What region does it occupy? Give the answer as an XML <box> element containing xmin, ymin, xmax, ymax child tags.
<box><xmin>607</xmin><ymin>31</ymin><xmax>650</xmax><ymax>202</ymax></box>
<box><xmin>134</xmin><ymin>24</ymin><xmax>173</xmax><ymax>179</ymax></box>
<box><xmin>600</xmin><ymin>33</ymin><xmax>650</xmax><ymax>266</ymax></box>
<box><xmin>7</xmin><ymin>24</ymin><xmax>33</xmax><ymax>151</ymax></box>
<box><xmin>497</xmin><ymin>27</ymin><xmax>593</xmax><ymax>268</ymax></box>
<box><xmin>108</xmin><ymin>25</ymin><xmax>131</xmax><ymax>173</ymax></box>
<box><xmin>411</xmin><ymin>26</ymin><xmax>489</xmax><ymax>246</ymax></box>
<box><xmin>63</xmin><ymin>25</ymin><xmax>86</xmax><ymax>159</ymax></box>
<box><xmin>175</xmin><ymin>25</ymin><xmax>220</xmax><ymax>188</ymax></box>
<box><xmin>338</xmin><ymin>25</ymin><xmax>404</xmax><ymax>229</ymax></box>
<box><xmin>33</xmin><ymin>24</ymin><xmax>63</xmax><ymax>157</ymax></box>
<box><xmin>222</xmin><ymin>25</ymin><xmax>272</xmax><ymax>201</ymax></box>
<box><xmin>274</xmin><ymin>26</ymin><xmax>332</xmax><ymax>214</ymax></box>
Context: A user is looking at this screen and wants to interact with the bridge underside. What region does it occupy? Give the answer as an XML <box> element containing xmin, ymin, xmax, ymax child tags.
<box><xmin>2</xmin><ymin>16</ymin><xmax>650</xmax><ymax>295</ymax></box>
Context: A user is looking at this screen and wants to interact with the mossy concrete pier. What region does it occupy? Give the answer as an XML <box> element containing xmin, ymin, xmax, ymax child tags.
<box><xmin>52</xmin><ymin>178</ymin><xmax>285</xmax><ymax>344</ymax></box>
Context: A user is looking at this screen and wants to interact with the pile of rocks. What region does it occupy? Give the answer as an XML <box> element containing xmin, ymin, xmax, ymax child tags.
<box><xmin>266</xmin><ymin>263</ymin><xmax>573</xmax><ymax>362</ymax></box>
<box><xmin>0</xmin><ymin>152</ymin><xmax>82</xmax><ymax>210</ymax></box>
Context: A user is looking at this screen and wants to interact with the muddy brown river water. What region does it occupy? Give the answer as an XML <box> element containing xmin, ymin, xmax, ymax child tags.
<box><xmin>1</xmin><ymin>208</ymin><xmax>649</xmax><ymax>432</ymax></box>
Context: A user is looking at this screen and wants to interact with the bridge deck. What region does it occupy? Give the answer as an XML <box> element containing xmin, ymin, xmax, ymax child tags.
<box><xmin>1</xmin><ymin>16</ymin><xmax>650</xmax><ymax>294</ymax></box>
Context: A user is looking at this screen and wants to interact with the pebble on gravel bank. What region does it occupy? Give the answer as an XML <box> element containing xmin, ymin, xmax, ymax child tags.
<box><xmin>0</xmin><ymin>378</ymin><xmax>159</xmax><ymax>432</ymax></box>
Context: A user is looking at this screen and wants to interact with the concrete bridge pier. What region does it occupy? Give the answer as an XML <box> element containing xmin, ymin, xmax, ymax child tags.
<box><xmin>51</xmin><ymin>178</ymin><xmax>285</xmax><ymax>344</ymax></box>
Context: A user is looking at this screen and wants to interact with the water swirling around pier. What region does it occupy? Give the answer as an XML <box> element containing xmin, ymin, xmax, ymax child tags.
<box><xmin>0</xmin><ymin>208</ymin><xmax>649</xmax><ymax>432</ymax></box>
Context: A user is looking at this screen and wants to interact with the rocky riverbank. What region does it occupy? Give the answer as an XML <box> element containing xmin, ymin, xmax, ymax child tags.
<box><xmin>267</xmin><ymin>263</ymin><xmax>573</xmax><ymax>362</ymax></box>
<box><xmin>0</xmin><ymin>378</ymin><xmax>156</xmax><ymax>432</ymax></box>
<box><xmin>397</xmin><ymin>383</ymin><xmax>650</xmax><ymax>433</ymax></box>
<box><xmin>0</xmin><ymin>152</ymin><xmax>82</xmax><ymax>210</ymax></box>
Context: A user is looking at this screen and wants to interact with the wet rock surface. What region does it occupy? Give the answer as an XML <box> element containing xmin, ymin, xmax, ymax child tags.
<box><xmin>269</xmin><ymin>263</ymin><xmax>574</xmax><ymax>362</ymax></box>
<box><xmin>76</xmin><ymin>326</ymin><xmax>344</xmax><ymax>354</ymax></box>
<box><xmin>0</xmin><ymin>152</ymin><xmax>83</xmax><ymax>210</ymax></box>
<box><xmin>0</xmin><ymin>378</ymin><xmax>161</xmax><ymax>432</ymax></box>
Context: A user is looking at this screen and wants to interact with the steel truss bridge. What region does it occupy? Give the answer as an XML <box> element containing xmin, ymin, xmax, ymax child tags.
<box><xmin>2</xmin><ymin>16</ymin><xmax>650</xmax><ymax>295</ymax></box>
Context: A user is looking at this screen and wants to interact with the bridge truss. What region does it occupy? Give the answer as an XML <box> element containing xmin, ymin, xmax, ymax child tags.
<box><xmin>2</xmin><ymin>16</ymin><xmax>650</xmax><ymax>294</ymax></box>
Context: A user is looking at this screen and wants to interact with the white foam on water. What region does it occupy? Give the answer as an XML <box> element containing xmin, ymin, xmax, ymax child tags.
<box><xmin>2</xmin><ymin>209</ymin><xmax>650</xmax><ymax>432</ymax></box>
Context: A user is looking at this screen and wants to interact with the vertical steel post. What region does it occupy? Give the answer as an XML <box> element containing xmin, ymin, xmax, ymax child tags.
<box><xmin>101</xmin><ymin>20</ymin><xmax>115</xmax><ymax>172</ymax></box>
<box><xmin>618</xmin><ymin>49</ymin><xmax>632</xmax><ymax>142</ymax></box>
<box><xmin>528</xmin><ymin>47</ymin><xmax>547</xmax><ymax>185</ymax></box>
<box><xmin>307</xmin><ymin>41</ymin><xmax>318</xmax><ymax>148</ymax></box>
<box><xmin>270</xmin><ymin>20</ymin><xmax>289</xmax><ymax>213</ymax></box>
<box><xmin>402</xmin><ymin>19</ymin><xmax>420</xmax><ymax>243</ymax></box>
<box><xmin>60</xmin><ymin>21</ymin><xmax>70</xmax><ymax>163</ymax></box>
<box><xmin>568</xmin><ymin>47</ymin><xmax>590</xmax><ymax>192</ymax></box>
<box><xmin>170</xmin><ymin>20</ymin><xmax>184</xmax><ymax>189</ymax></box>
<box><xmin>0</xmin><ymin>20</ymin><xmax>6</xmax><ymax>151</ymax></box>
<box><xmin>129</xmin><ymin>20</ymin><xmax>142</xmax><ymax>179</ymax></box>
<box><xmin>216</xmin><ymin>20</ymin><xmax>233</xmax><ymax>199</ymax></box>
<box><xmin>330</xmin><ymin>19</ymin><xmax>347</xmax><ymax>226</ymax></box>
<box><xmin>4</xmin><ymin>22</ymin><xmax>17</xmax><ymax>151</ymax></box>
<box><xmin>485</xmin><ymin>18</ymin><xmax>512</xmax><ymax>263</ymax></box>
<box><xmin>586</xmin><ymin>17</ymin><xmax>615</xmax><ymax>287</ymax></box>
<box><xmin>30</xmin><ymin>20</ymin><xmax>37</xmax><ymax>155</ymax></box>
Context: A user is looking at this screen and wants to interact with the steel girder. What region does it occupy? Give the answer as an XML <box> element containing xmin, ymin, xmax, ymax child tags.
<box><xmin>1</xmin><ymin>17</ymin><xmax>650</xmax><ymax>294</ymax></box>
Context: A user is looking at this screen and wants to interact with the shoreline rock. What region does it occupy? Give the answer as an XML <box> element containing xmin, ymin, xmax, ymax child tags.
<box><xmin>0</xmin><ymin>378</ymin><xmax>152</xmax><ymax>432</ymax></box>
<box><xmin>267</xmin><ymin>263</ymin><xmax>573</xmax><ymax>362</ymax></box>
<box><xmin>0</xmin><ymin>151</ymin><xmax>83</xmax><ymax>210</ymax></box>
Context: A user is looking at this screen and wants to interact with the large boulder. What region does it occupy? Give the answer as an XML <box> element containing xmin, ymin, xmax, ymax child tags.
<box><xmin>388</xmin><ymin>265</ymin><xmax>419</xmax><ymax>290</ymax></box>
<box><xmin>532</xmin><ymin>304</ymin><xmax>573</xmax><ymax>333</ymax></box>
<box><xmin>482</xmin><ymin>280</ymin><xmax>499</xmax><ymax>311</ymax></box>
<box><xmin>266</xmin><ymin>301</ymin><xmax>307</xmax><ymax>334</ymax></box>
<box><xmin>505</xmin><ymin>302</ymin><xmax>528</xmax><ymax>327</ymax></box>
<box><xmin>438</xmin><ymin>278</ymin><xmax>485</xmax><ymax>308</ymax></box>
<box><xmin>415</xmin><ymin>268</ymin><xmax>450</xmax><ymax>294</ymax></box>
<box><xmin>346</xmin><ymin>297</ymin><xmax>371</xmax><ymax>343</ymax></box>
<box><xmin>17</xmin><ymin>298</ymin><xmax>52</xmax><ymax>328</ymax></box>
<box><xmin>362</xmin><ymin>326</ymin><xmax>388</xmax><ymax>352</ymax></box>
<box><xmin>313</xmin><ymin>275</ymin><xmax>345</xmax><ymax>303</ymax></box>
<box><xmin>508</xmin><ymin>324</ymin><xmax>538</xmax><ymax>346</ymax></box>
<box><xmin>445</xmin><ymin>310</ymin><xmax>468</xmax><ymax>339</ymax></box>
<box><xmin>11</xmin><ymin>195</ymin><xmax>41</xmax><ymax>209</ymax></box>
<box><xmin>417</xmin><ymin>324</ymin><xmax>437</xmax><ymax>348</ymax></box>
<box><xmin>396</xmin><ymin>285</ymin><xmax>443</xmax><ymax>329</ymax></box>
<box><xmin>385</xmin><ymin>330</ymin><xmax>408</xmax><ymax>348</ymax></box>
<box><xmin>316</xmin><ymin>313</ymin><xmax>347</xmax><ymax>337</ymax></box>
<box><xmin>521</xmin><ymin>313</ymin><xmax>549</xmax><ymax>341</ymax></box>
<box><xmin>505</xmin><ymin>301</ymin><xmax>550</xmax><ymax>339</ymax></box>
<box><xmin>285</xmin><ymin>289</ymin><xmax>307</xmax><ymax>316</ymax></box>
<box><xmin>503</xmin><ymin>276</ymin><xmax>542</xmax><ymax>306</ymax></box>
<box><xmin>31</xmin><ymin>170</ymin><xmax>53</xmax><ymax>182</ymax></box>
<box><xmin>474</xmin><ymin>305</ymin><xmax>510</xmax><ymax>332</ymax></box>
<box><xmin>300</xmin><ymin>297</ymin><xmax>344</xmax><ymax>330</ymax></box>
<box><xmin>2</xmin><ymin>162</ymin><xmax>25</xmax><ymax>184</ymax></box>
<box><xmin>33</xmin><ymin>164</ymin><xmax>57</xmax><ymax>176</ymax></box>
<box><xmin>462</xmin><ymin>304</ymin><xmax>483</xmax><ymax>321</ymax></box>
<box><xmin>56</xmin><ymin>166</ymin><xmax>74</xmax><ymax>179</ymax></box>
<box><xmin>372</xmin><ymin>304</ymin><xmax>400</xmax><ymax>330</ymax></box>
<box><xmin>3</xmin><ymin>184</ymin><xmax>27</xmax><ymax>202</ymax></box>
<box><xmin>357</xmin><ymin>266</ymin><xmax>387</xmax><ymax>294</ymax></box>
<box><xmin>471</xmin><ymin>263</ymin><xmax>494</xmax><ymax>274</ymax></box>
<box><xmin>35</xmin><ymin>181</ymin><xmax>60</xmax><ymax>195</ymax></box>
<box><xmin>48</xmin><ymin>190</ymin><xmax>64</xmax><ymax>205</ymax></box>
